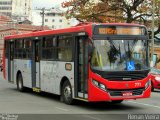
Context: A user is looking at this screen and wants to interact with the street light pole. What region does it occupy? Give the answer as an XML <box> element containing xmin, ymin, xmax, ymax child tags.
<box><xmin>151</xmin><ymin>0</ymin><xmax>155</xmax><ymax>64</ymax></box>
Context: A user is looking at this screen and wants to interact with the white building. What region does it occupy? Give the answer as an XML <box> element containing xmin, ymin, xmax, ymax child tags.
<box><xmin>0</xmin><ymin>0</ymin><xmax>32</xmax><ymax>20</ymax></box>
<box><xmin>32</xmin><ymin>8</ymin><xmax>71</xmax><ymax>29</ymax></box>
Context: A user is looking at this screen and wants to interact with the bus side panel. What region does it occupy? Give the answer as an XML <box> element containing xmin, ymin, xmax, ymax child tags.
<box><xmin>14</xmin><ymin>59</ymin><xmax>32</xmax><ymax>88</ymax></box>
<box><xmin>40</xmin><ymin>61</ymin><xmax>74</xmax><ymax>97</ymax></box>
<box><xmin>55</xmin><ymin>62</ymin><xmax>74</xmax><ymax>96</ymax></box>
<box><xmin>40</xmin><ymin>61</ymin><xmax>56</xmax><ymax>93</ymax></box>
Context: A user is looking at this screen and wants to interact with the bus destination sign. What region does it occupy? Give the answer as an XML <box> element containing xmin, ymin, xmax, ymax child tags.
<box><xmin>94</xmin><ymin>26</ymin><xmax>145</xmax><ymax>35</ymax></box>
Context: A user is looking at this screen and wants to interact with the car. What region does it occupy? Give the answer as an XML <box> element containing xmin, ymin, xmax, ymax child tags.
<box><xmin>150</xmin><ymin>68</ymin><xmax>160</xmax><ymax>91</ymax></box>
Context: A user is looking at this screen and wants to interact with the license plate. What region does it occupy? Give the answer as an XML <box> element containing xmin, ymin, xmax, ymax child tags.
<box><xmin>122</xmin><ymin>92</ymin><xmax>132</xmax><ymax>96</ymax></box>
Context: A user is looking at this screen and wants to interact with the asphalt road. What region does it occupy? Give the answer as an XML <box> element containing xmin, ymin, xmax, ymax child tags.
<box><xmin>0</xmin><ymin>72</ymin><xmax>160</xmax><ymax>120</ymax></box>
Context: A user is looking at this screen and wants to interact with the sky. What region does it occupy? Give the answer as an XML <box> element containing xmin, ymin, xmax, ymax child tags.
<box><xmin>32</xmin><ymin>0</ymin><xmax>69</xmax><ymax>9</ymax></box>
<box><xmin>32</xmin><ymin>0</ymin><xmax>79</xmax><ymax>26</ymax></box>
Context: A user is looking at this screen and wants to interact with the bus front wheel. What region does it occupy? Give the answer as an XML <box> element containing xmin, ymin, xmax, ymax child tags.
<box><xmin>61</xmin><ymin>81</ymin><xmax>74</xmax><ymax>105</ymax></box>
<box><xmin>17</xmin><ymin>73</ymin><xmax>25</xmax><ymax>92</ymax></box>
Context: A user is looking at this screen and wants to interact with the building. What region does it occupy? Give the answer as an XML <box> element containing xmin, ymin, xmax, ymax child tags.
<box><xmin>32</xmin><ymin>8</ymin><xmax>71</xmax><ymax>29</ymax></box>
<box><xmin>0</xmin><ymin>0</ymin><xmax>32</xmax><ymax>20</ymax></box>
<box><xmin>0</xmin><ymin>14</ymin><xmax>49</xmax><ymax>60</ymax></box>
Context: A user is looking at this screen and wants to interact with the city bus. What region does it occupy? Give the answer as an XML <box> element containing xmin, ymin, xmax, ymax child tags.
<box><xmin>3</xmin><ymin>23</ymin><xmax>151</xmax><ymax>104</ymax></box>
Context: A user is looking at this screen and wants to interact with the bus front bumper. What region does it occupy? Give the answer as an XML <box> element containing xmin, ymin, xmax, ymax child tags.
<box><xmin>88</xmin><ymin>78</ymin><xmax>151</xmax><ymax>102</ymax></box>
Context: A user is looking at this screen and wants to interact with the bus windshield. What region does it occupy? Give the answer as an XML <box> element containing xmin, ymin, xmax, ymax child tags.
<box><xmin>90</xmin><ymin>39</ymin><xmax>149</xmax><ymax>71</ymax></box>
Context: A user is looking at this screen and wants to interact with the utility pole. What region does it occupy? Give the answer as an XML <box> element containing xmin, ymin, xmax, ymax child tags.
<box><xmin>15</xmin><ymin>22</ymin><xmax>19</xmax><ymax>34</ymax></box>
<box><xmin>151</xmin><ymin>0</ymin><xmax>155</xmax><ymax>65</ymax></box>
<box><xmin>40</xmin><ymin>7</ymin><xmax>45</xmax><ymax>30</ymax></box>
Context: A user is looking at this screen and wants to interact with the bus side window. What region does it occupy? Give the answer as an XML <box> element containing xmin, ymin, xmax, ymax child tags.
<box><xmin>57</xmin><ymin>35</ymin><xmax>73</xmax><ymax>61</ymax></box>
<box><xmin>42</xmin><ymin>36</ymin><xmax>57</xmax><ymax>60</ymax></box>
<box><xmin>58</xmin><ymin>48</ymin><xmax>72</xmax><ymax>61</ymax></box>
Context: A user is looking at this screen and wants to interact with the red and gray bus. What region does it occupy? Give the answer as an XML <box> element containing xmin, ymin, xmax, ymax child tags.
<box><xmin>3</xmin><ymin>23</ymin><xmax>151</xmax><ymax>104</ymax></box>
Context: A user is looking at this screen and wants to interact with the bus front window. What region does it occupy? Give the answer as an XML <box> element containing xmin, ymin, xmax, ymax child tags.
<box><xmin>91</xmin><ymin>39</ymin><xmax>149</xmax><ymax>71</ymax></box>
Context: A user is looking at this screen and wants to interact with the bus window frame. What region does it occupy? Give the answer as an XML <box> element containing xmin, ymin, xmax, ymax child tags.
<box><xmin>14</xmin><ymin>38</ymin><xmax>32</xmax><ymax>60</ymax></box>
<box><xmin>41</xmin><ymin>35</ymin><xmax>58</xmax><ymax>61</ymax></box>
<box><xmin>40</xmin><ymin>34</ymin><xmax>75</xmax><ymax>62</ymax></box>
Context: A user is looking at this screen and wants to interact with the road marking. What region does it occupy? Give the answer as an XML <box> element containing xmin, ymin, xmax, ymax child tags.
<box><xmin>55</xmin><ymin>107</ymin><xmax>68</xmax><ymax>111</ymax></box>
<box><xmin>82</xmin><ymin>115</ymin><xmax>101</xmax><ymax>120</ymax></box>
<box><xmin>127</xmin><ymin>101</ymin><xmax>160</xmax><ymax>109</ymax></box>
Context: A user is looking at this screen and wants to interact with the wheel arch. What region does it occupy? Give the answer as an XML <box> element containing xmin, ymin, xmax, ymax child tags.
<box><xmin>60</xmin><ymin>76</ymin><xmax>70</xmax><ymax>95</ymax></box>
<box><xmin>16</xmin><ymin>70</ymin><xmax>25</xmax><ymax>92</ymax></box>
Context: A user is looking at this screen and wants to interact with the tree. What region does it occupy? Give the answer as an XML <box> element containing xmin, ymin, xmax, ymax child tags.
<box><xmin>62</xmin><ymin>0</ymin><xmax>160</xmax><ymax>36</ymax></box>
<box><xmin>118</xmin><ymin>0</ymin><xmax>160</xmax><ymax>38</ymax></box>
<box><xmin>62</xmin><ymin>0</ymin><xmax>122</xmax><ymax>22</ymax></box>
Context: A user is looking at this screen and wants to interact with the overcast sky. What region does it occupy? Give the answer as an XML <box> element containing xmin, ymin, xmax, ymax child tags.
<box><xmin>32</xmin><ymin>0</ymin><xmax>79</xmax><ymax>26</ymax></box>
<box><xmin>32</xmin><ymin>0</ymin><xmax>69</xmax><ymax>9</ymax></box>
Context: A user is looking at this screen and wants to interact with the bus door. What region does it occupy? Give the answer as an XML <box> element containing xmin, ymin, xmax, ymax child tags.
<box><xmin>7</xmin><ymin>41</ymin><xmax>14</xmax><ymax>83</ymax></box>
<box><xmin>75</xmin><ymin>35</ymin><xmax>88</xmax><ymax>99</ymax></box>
<box><xmin>32</xmin><ymin>40</ymin><xmax>40</xmax><ymax>88</ymax></box>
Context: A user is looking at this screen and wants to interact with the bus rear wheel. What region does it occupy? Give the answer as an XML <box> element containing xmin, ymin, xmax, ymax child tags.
<box><xmin>61</xmin><ymin>81</ymin><xmax>74</xmax><ymax>105</ymax></box>
<box><xmin>17</xmin><ymin>73</ymin><xmax>25</xmax><ymax>92</ymax></box>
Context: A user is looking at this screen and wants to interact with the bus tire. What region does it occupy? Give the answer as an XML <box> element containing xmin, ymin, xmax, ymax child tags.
<box><xmin>17</xmin><ymin>73</ymin><xmax>25</xmax><ymax>92</ymax></box>
<box><xmin>111</xmin><ymin>100</ymin><xmax>123</xmax><ymax>104</ymax></box>
<box><xmin>61</xmin><ymin>80</ymin><xmax>74</xmax><ymax>105</ymax></box>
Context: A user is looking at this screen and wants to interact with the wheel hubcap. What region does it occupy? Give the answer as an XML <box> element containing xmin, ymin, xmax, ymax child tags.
<box><xmin>64</xmin><ymin>86</ymin><xmax>71</xmax><ymax>100</ymax></box>
<box><xmin>18</xmin><ymin>78</ymin><xmax>22</xmax><ymax>89</ymax></box>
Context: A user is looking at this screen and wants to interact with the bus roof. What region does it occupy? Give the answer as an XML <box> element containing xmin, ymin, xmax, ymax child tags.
<box><xmin>4</xmin><ymin>23</ymin><xmax>145</xmax><ymax>40</ymax></box>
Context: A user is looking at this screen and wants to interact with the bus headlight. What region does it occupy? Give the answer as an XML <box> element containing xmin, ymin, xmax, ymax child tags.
<box><xmin>155</xmin><ymin>77</ymin><xmax>160</xmax><ymax>82</ymax></box>
<box><xmin>145</xmin><ymin>80</ymin><xmax>151</xmax><ymax>90</ymax></box>
<box><xmin>92</xmin><ymin>80</ymin><xmax>107</xmax><ymax>91</ymax></box>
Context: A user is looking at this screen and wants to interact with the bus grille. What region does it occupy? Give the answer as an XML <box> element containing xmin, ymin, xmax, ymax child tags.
<box><xmin>92</xmin><ymin>70</ymin><xmax>149</xmax><ymax>81</ymax></box>
<box><xmin>108</xmin><ymin>88</ymin><xmax>144</xmax><ymax>97</ymax></box>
